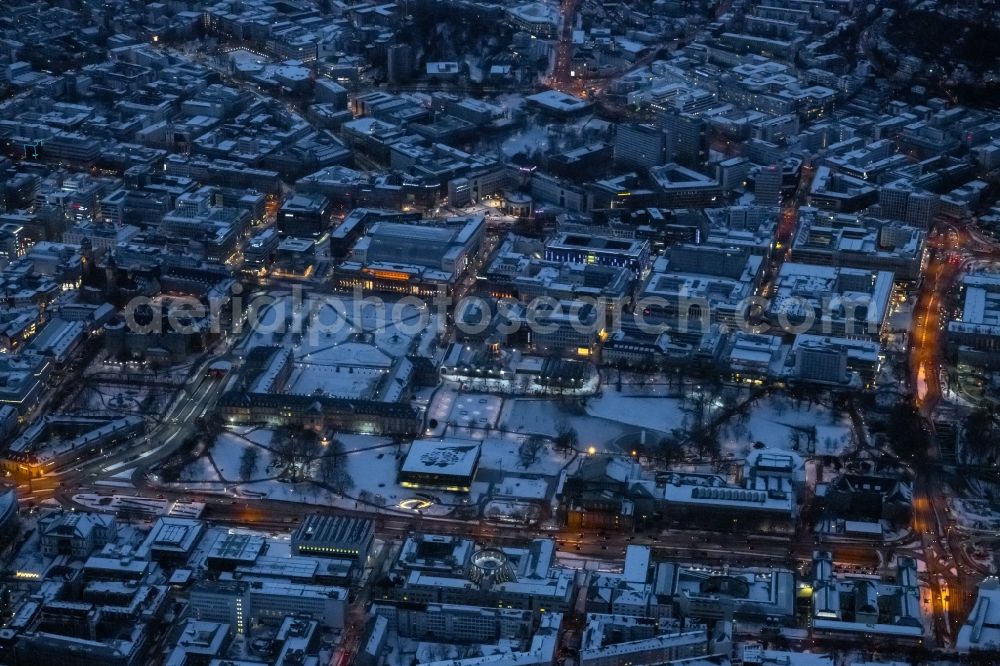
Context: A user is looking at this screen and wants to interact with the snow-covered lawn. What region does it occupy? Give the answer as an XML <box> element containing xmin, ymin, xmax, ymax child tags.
<box><xmin>478</xmin><ymin>435</ymin><xmax>576</xmax><ymax>476</ymax></box>
<box><xmin>235</xmin><ymin>479</ymin><xmax>337</xmax><ymax>504</ymax></box>
<box><xmin>717</xmin><ymin>394</ymin><xmax>855</xmax><ymax>459</ymax></box>
<box><xmin>230</xmin><ymin>426</ymin><xmax>275</xmax><ymax>448</ymax></box>
<box><xmin>502</xmin><ymin>126</ymin><xmax>550</xmax><ymax>158</ymax></box>
<box><xmin>342</xmin><ymin>443</ymin><xmax>404</xmax><ymax>501</ymax></box>
<box><xmin>210</xmin><ymin>431</ymin><xmax>276</xmax><ymax>482</ymax></box>
<box><xmin>585</xmin><ymin>392</ymin><xmax>686</xmax><ymax>434</ymax></box>
<box><xmin>339</xmin><ymin>438</ymin><xmax>472</xmax><ymax>514</ymax></box>
<box><xmin>499</xmin><ymin>398</ymin><xmax>638</xmax><ymax>450</ymax></box>
<box><xmin>178</xmin><ymin>456</ymin><xmax>221</xmax><ymax>484</ymax></box>
<box><xmin>338</xmin><ymin>433</ymin><xmax>392</xmax><ymax>452</ymax></box>
<box><xmin>73</xmin><ymin>384</ymin><xmax>170</xmax><ymax>415</ymax></box>
<box><xmin>949</xmin><ymin>497</ymin><xmax>1000</xmax><ymax>532</ymax></box>
<box><xmin>181</xmin><ymin>429</ymin><xmax>463</xmax><ymax>515</ymax></box>
<box><xmin>217</xmin><ymin>428</ymin><xmax>573</xmax><ymax>513</ymax></box>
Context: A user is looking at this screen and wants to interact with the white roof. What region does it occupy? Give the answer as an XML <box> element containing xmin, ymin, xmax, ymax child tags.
<box><xmin>622</xmin><ymin>545</ymin><xmax>650</xmax><ymax>584</ymax></box>
<box><xmin>401</xmin><ymin>439</ymin><xmax>482</xmax><ymax>477</ymax></box>
<box><xmin>958</xmin><ymin>579</ymin><xmax>1000</xmax><ymax>653</ymax></box>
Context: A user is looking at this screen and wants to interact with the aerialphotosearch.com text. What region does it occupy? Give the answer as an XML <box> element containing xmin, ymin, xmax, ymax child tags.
<box><xmin>120</xmin><ymin>284</ymin><xmax>883</xmax><ymax>343</ymax></box>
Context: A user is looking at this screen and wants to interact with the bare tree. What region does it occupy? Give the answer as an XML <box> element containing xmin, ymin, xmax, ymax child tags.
<box><xmin>693</xmin><ymin>430</ymin><xmax>720</xmax><ymax>461</ymax></box>
<box><xmin>657</xmin><ymin>432</ymin><xmax>684</xmax><ymax>467</ymax></box>
<box><xmin>554</xmin><ymin>420</ymin><xmax>578</xmax><ymax>452</ymax></box>
<box><xmin>772</xmin><ymin>395</ymin><xmax>787</xmax><ymax>417</ymax></box>
<box><xmin>275</xmin><ymin>427</ymin><xmax>320</xmax><ymax>482</ymax></box>
<box><xmin>804</xmin><ymin>425</ymin><xmax>818</xmax><ymax>454</ymax></box>
<box><xmin>788</xmin><ymin>431</ymin><xmax>803</xmax><ymax>452</ymax></box>
<box><xmin>318</xmin><ymin>437</ymin><xmax>354</xmax><ymax>493</ymax></box>
<box><xmin>239</xmin><ymin>446</ymin><xmax>260</xmax><ymax>482</ymax></box>
<box><xmin>684</xmin><ymin>390</ymin><xmax>709</xmax><ymax>433</ymax></box>
<box><xmin>518</xmin><ymin>435</ymin><xmax>545</xmax><ymax>468</ymax></box>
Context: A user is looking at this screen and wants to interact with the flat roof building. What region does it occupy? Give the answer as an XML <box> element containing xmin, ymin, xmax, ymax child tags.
<box><xmin>766</xmin><ymin>263</ymin><xmax>894</xmax><ymax>339</ymax></box>
<box><xmin>580</xmin><ymin>615</ymin><xmax>708</xmax><ymax>666</ymax></box>
<box><xmin>809</xmin><ymin>552</ymin><xmax>922</xmax><ymax>643</ymax></box>
<box><xmin>332</xmin><ymin>215</ymin><xmax>485</xmax><ymax>298</ymax></box>
<box><xmin>278</xmin><ymin>193</ymin><xmax>332</xmax><ymax>238</ymax></box>
<box><xmin>507</xmin><ymin>2</ymin><xmax>560</xmax><ymax>37</ymax></box>
<box><xmin>641</xmin><ymin>244</ymin><xmax>764</xmax><ymax>330</ymax></box>
<box><xmin>189</xmin><ymin>580</ymin><xmax>348</xmax><ymax>635</ymax></box>
<box><xmin>139</xmin><ymin>517</ymin><xmax>205</xmax><ymax>564</ymax></box>
<box><xmin>292</xmin><ymin>514</ymin><xmax>374</xmax><ymax>564</ymax></box>
<box><xmin>384</xmin><ymin>534</ymin><xmax>576</xmax><ymax>615</ymax></box>
<box><xmin>948</xmin><ymin>272</ymin><xmax>1000</xmax><ymax>369</ymax></box>
<box><xmin>399</xmin><ymin>438</ymin><xmax>482</xmax><ymax>492</ymax></box>
<box><xmin>957</xmin><ymin>578</ymin><xmax>1000</xmax><ymax>654</ymax></box>
<box><xmin>545</xmin><ymin>232</ymin><xmax>650</xmax><ymax>274</ymax></box>
<box><xmin>791</xmin><ymin>213</ymin><xmax>926</xmax><ymax>280</ymax></box>
<box><xmin>648</xmin><ymin>164</ymin><xmax>722</xmax><ymax>208</ymax></box>
<box><xmin>656</xmin><ymin>560</ymin><xmax>796</xmax><ymax>624</ymax></box>
<box><xmin>526</xmin><ymin>90</ymin><xmax>593</xmax><ymax>118</ymax></box>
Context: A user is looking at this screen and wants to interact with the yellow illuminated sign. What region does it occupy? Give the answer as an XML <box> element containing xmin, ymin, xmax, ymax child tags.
<box><xmin>365</xmin><ymin>268</ymin><xmax>410</xmax><ymax>281</ymax></box>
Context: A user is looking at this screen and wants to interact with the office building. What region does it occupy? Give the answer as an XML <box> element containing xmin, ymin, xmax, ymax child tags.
<box><xmin>766</xmin><ymin>263</ymin><xmax>894</xmax><ymax>339</ymax></box>
<box><xmin>662</xmin><ymin>113</ymin><xmax>708</xmax><ymax>169</ymax></box>
<box><xmin>189</xmin><ymin>580</ymin><xmax>348</xmax><ymax>635</ymax></box>
<box><xmin>399</xmin><ymin>439</ymin><xmax>482</xmax><ymax>492</ymax></box>
<box><xmin>332</xmin><ymin>215</ymin><xmax>486</xmax><ymax>298</ymax></box>
<box><xmin>655</xmin><ymin>561</ymin><xmax>796</xmax><ymax>623</ymax></box>
<box><xmin>291</xmin><ymin>514</ymin><xmax>375</xmax><ymax>564</ymax></box>
<box><xmin>545</xmin><ymin>232</ymin><xmax>650</xmax><ymax>274</ymax></box>
<box><xmin>648</xmin><ymin>164</ymin><xmax>722</xmax><ymax>208</ymax></box>
<box><xmin>387</xmin><ymin>44</ymin><xmax>413</xmax><ymax>84</ymax></box>
<box><xmin>615</xmin><ymin>124</ymin><xmax>666</xmax><ymax>170</ymax></box>
<box><xmin>947</xmin><ymin>272</ymin><xmax>1000</xmax><ymax>369</ymax></box>
<box><xmin>278</xmin><ymin>193</ymin><xmax>332</xmax><ymax>238</ymax></box>
<box><xmin>754</xmin><ymin>164</ymin><xmax>782</xmax><ymax>207</ymax></box>
<box><xmin>810</xmin><ymin>552</ymin><xmax>922</xmax><ymax>642</ymax></box>
<box><xmin>580</xmin><ymin>615</ymin><xmax>708</xmax><ymax>666</ymax></box>
<box><xmin>957</xmin><ymin>579</ymin><xmax>1000</xmax><ymax>654</ymax></box>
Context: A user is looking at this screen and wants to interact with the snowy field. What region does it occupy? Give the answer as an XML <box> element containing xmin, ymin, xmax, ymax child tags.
<box><xmin>178</xmin><ymin>456</ymin><xmax>221</xmax><ymax>484</ymax></box>
<box><xmin>716</xmin><ymin>393</ymin><xmax>856</xmax><ymax>460</ymax></box>
<box><xmin>210</xmin><ymin>430</ymin><xmax>277</xmax><ymax>482</ymax></box>
<box><xmin>499</xmin><ymin>398</ymin><xmax>639</xmax><ymax>451</ymax></box>
<box><xmin>502</xmin><ymin>125</ymin><xmax>551</xmax><ymax>158</ymax></box>
<box><xmin>333</xmin><ymin>440</ymin><xmax>463</xmax><ymax>515</ymax></box>
<box><xmin>71</xmin><ymin>383</ymin><xmax>172</xmax><ymax>417</ymax></box>
<box><xmin>563</xmin><ymin>386</ymin><xmax>855</xmax><ymax>460</ymax></box>
<box><xmin>163</xmin><ymin>421</ymin><xmax>583</xmax><ymax>517</ymax></box>
<box><xmin>478</xmin><ymin>435</ymin><xmax>577</xmax><ymax>476</ymax></box>
<box><xmin>195</xmin><ymin>429</ymin><xmax>578</xmax><ymax>508</ymax></box>
<box><xmin>160</xmin><ymin>372</ymin><xmax>860</xmax><ymax>520</ymax></box>
<box><xmin>167</xmin><ymin>428</ymin><xmax>464</xmax><ymax>515</ymax></box>
<box><xmin>585</xmin><ymin>392</ymin><xmax>686</xmax><ymax>434</ymax></box>
<box><xmin>949</xmin><ymin>497</ymin><xmax>1000</xmax><ymax>532</ymax></box>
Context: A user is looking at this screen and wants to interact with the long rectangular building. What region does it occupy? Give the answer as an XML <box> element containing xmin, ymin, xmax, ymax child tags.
<box><xmin>291</xmin><ymin>514</ymin><xmax>374</xmax><ymax>564</ymax></box>
<box><xmin>545</xmin><ymin>232</ymin><xmax>650</xmax><ymax>274</ymax></box>
<box><xmin>948</xmin><ymin>272</ymin><xmax>1000</xmax><ymax>369</ymax></box>
<box><xmin>332</xmin><ymin>215</ymin><xmax>485</xmax><ymax>299</ymax></box>
<box><xmin>217</xmin><ymin>390</ymin><xmax>420</xmax><ymax>437</ymax></box>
